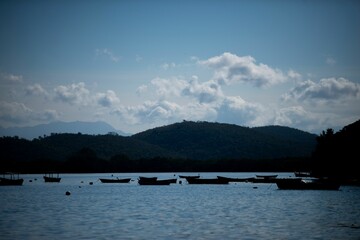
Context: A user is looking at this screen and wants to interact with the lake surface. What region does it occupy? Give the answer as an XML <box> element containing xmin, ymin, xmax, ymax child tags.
<box><xmin>1</xmin><ymin>172</ymin><xmax>359</xmax><ymax>240</ymax></box>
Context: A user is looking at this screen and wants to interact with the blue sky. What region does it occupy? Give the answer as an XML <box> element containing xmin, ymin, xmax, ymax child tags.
<box><xmin>1</xmin><ymin>0</ymin><xmax>359</xmax><ymax>134</ymax></box>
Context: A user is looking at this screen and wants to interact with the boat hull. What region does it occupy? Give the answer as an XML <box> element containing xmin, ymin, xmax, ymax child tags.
<box><xmin>276</xmin><ymin>179</ymin><xmax>340</xmax><ymax>190</ymax></box>
<box><xmin>187</xmin><ymin>178</ymin><xmax>229</xmax><ymax>184</ymax></box>
<box><xmin>44</xmin><ymin>176</ymin><xmax>61</xmax><ymax>183</ymax></box>
<box><xmin>0</xmin><ymin>177</ymin><xmax>24</xmax><ymax>186</ymax></box>
<box><xmin>99</xmin><ymin>178</ymin><xmax>131</xmax><ymax>183</ymax></box>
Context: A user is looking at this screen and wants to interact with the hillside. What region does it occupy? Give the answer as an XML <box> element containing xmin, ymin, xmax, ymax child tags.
<box><xmin>132</xmin><ymin>121</ymin><xmax>317</xmax><ymax>160</ymax></box>
<box><xmin>0</xmin><ymin>133</ymin><xmax>177</xmax><ymax>162</ymax></box>
<box><xmin>0</xmin><ymin>121</ymin><xmax>318</xmax><ymax>164</ymax></box>
<box><xmin>0</xmin><ymin>121</ymin><xmax>129</xmax><ymax>140</ymax></box>
<box><xmin>312</xmin><ymin>119</ymin><xmax>360</xmax><ymax>179</ymax></box>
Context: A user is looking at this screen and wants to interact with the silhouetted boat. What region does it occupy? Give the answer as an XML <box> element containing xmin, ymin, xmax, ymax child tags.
<box><xmin>99</xmin><ymin>178</ymin><xmax>131</xmax><ymax>183</ymax></box>
<box><xmin>276</xmin><ymin>178</ymin><xmax>340</xmax><ymax>190</ymax></box>
<box><xmin>294</xmin><ymin>172</ymin><xmax>312</xmax><ymax>177</ymax></box>
<box><xmin>249</xmin><ymin>174</ymin><xmax>278</xmax><ymax>183</ymax></box>
<box><xmin>0</xmin><ymin>172</ymin><xmax>24</xmax><ymax>186</ymax></box>
<box><xmin>186</xmin><ymin>178</ymin><xmax>229</xmax><ymax>184</ymax></box>
<box><xmin>44</xmin><ymin>172</ymin><xmax>61</xmax><ymax>183</ymax></box>
<box><xmin>179</xmin><ymin>175</ymin><xmax>200</xmax><ymax>179</ymax></box>
<box><xmin>217</xmin><ymin>176</ymin><xmax>255</xmax><ymax>182</ymax></box>
<box><xmin>255</xmin><ymin>174</ymin><xmax>278</xmax><ymax>179</ymax></box>
<box><xmin>138</xmin><ymin>178</ymin><xmax>177</xmax><ymax>185</ymax></box>
<box><xmin>138</xmin><ymin>176</ymin><xmax>157</xmax><ymax>181</ymax></box>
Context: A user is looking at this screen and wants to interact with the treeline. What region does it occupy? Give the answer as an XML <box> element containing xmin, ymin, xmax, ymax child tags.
<box><xmin>312</xmin><ymin>119</ymin><xmax>360</xmax><ymax>180</ymax></box>
<box><xmin>0</xmin><ymin>147</ymin><xmax>311</xmax><ymax>173</ymax></box>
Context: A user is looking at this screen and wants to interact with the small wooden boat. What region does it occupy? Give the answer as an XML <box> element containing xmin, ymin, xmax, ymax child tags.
<box><xmin>99</xmin><ymin>178</ymin><xmax>131</xmax><ymax>183</ymax></box>
<box><xmin>217</xmin><ymin>176</ymin><xmax>255</xmax><ymax>182</ymax></box>
<box><xmin>138</xmin><ymin>176</ymin><xmax>157</xmax><ymax>181</ymax></box>
<box><xmin>276</xmin><ymin>178</ymin><xmax>340</xmax><ymax>190</ymax></box>
<box><xmin>179</xmin><ymin>175</ymin><xmax>200</xmax><ymax>179</ymax></box>
<box><xmin>0</xmin><ymin>172</ymin><xmax>24</xmax><ymax>186</ymax></box>
<box><xmin>186</xmin><ymin>178</ymin><xmax>229</xmax><ymax>184</ymax></box>
<box><xmin>138</xmin><ymin>178</ymin><xmax>177</xmax><ymax>185</ymax></box>
<box><xmin>248</xmin><ymin>174</ymin><xmax>278</xmax><ymax>183</ymax></box>
<box><xmin>255</xmin><ymin>174</ymin><xmax>278</xmax><ymax>179</ymax></box>
<box><xmin>44</xmin><ymin>172</ymin><xmax>61</xmax><ymax>183</ymax></box>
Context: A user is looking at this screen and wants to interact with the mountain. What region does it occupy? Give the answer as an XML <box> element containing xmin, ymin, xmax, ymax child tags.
<box><xmin>0</xmin><ymin>121</ymin><xmax>129</xmax><ymax>139</ymax></box>
<box><xmin>132</xmin><ymin>121</ymin><xmax>318</xmax><ymax>160</ymax></box>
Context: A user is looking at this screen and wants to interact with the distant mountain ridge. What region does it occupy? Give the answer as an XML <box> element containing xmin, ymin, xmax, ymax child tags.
<box><xmin>132</xmin><ymin>121</ymin><xmax>318</xmax><ymax>160</ymax></box>
<box><xmin>0</xmin><ymin>121</ymin><xmax>318</xmax><ymax>162</ymax></box>
<box><xmin>0</xmin><ymin>121</ymin><xmax>129</xmax><ymax>139</ymax></box>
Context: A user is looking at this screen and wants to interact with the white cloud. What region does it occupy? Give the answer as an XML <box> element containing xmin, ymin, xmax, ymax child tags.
<box><xmin>200</xmin><ymin>52</ymin><xmax>287</xmax><ymax>87</ymax></box>
<box><xmin>113</xmin><ymin>100</ymin><xmax>183</xmax><ymax>124</ymax></box>
<box><xmin>274</xmin><ymin>106</ymin><xmax>331</xmax><ymax>133</ymax></box>
<box><xmin>216</xmin><ymin>96</ymin><xmax>266</xmax><ymax>126</ymax></box>
<box><xmin>182</xmin><ymin>78</ymin><xmax>223</xmax><ymax>103</ymax></box>
<box><xmin>151</xmin><ymin>77</ymin><xmax>187</xmax><ymax>98</ymax></box>
<box><xmin>0</xmin><ymin>72</ymin><xmax>23</xmax><ymax>83</ymax></box>
<box><xmin>161</xmin><ymin>62</ymin><xmax>176</xmax><ymax>70</ymax></box>
<box><xmin>96</xmin><ymin>90</ymin><xmax>120</xmax><ymax>107</ymax></box>
<box><xmin>26</xmin><ymin>83</ymin><xmax>49</xmax><ymax>97</ymax></box>
<box><xmin>54</xmin><ymin>82</ymin><xmax>91</xmax><ymax>105</ymax></box>
<box><xmin>326</xmin><ymin>57</ymin><xmax>336</xmax><ymax>66</ymax></box>
<box><xmin>136</xmin><ymin>84</ymin><xmax>148</xmax><ymax>96</ymax></box>
<box><xmin>287</xmin><ymin>69</ymin><xmax>302</xmax><ymax>80</ymax></box>
<box><xmin>0</xmin><ymin>101</ymin><xmax>58</xmax><ymax>126</ymax></box>
<box><xmin>95</xmin><ymin>48</ymin><xmax>119</xmax><ymax>62</ymax></box>
<box><xmin>282</xmin><ymin>77</ymin><xmax>360</xmax><ymax>104</ymax></box>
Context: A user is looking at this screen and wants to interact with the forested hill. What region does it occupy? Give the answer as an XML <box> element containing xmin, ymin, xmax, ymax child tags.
<box><xmin>0</xmin><ymin>121</ymin><xmax>317</xmax><ymax>163</ymax></box>
<box><xmin>131</xmin><ymin>121</ymin><xmax>317</xmax><ymax>160</ymax></box>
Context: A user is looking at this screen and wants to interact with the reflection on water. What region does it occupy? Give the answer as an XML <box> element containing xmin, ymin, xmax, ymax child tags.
<box><xmin>0</xmin><ymin>173</ymin><xmax>359</xmax><ymax>240</ymax></box>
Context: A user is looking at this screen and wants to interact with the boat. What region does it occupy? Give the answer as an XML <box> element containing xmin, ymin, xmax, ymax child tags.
<box><xmin>248</xmin><ymin>174</ymin><xmax>279</xmax><ymax>183</ymax></box>
<box><xmin>0</xmin><ymin>172</ymin><xmax>24</xmax><ymax>186</ymax></box>
<box><xmin>217</xmin><ymin>176</ymin><xmax>255</xmax><ymax>182</ymax></box>
<box><xmin>99</xmin><ymin>178</ymin><xmax>131</xmax><ymax>183</ymax></box>
<box><xmin>138</xmin><ymin>176</ymin><xmax>157</xmax><ymax>181</ymax></box>
<box><xmin>255</xmin><ymin>174</ymin><xmax>278</xmax><ymax>179</ymax></box>
<box><xmin>43</xmin><ymin>172</ymin><xmax>61</xmax><ymax>183</ymax></box>
<box><xmin>138</xmin><ymin>178</ymin><xmax>177</xmax><ymax>185</ymax></box>
<box><xmin>179</xmin><ymin>175</ymin><xmax>200</xmax><ymax>179</ymax></box>
<box><xmin>275</xmin><ymin>178</ymin><xmax>340</xmax><ymax>190</ymax></box>
<box><xmin>294</xmin><ymin>172</ymin><xmax>312</xmax><ymax>177</ymax></box>
<box><xmin>186</xmin><ymin>178</ymin><xmax>229</xmax><ymax>184</ymax></box>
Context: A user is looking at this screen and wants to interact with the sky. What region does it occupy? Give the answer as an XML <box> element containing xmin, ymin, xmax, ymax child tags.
<box><xmin>0</xmin><ymin>0</ymin><xmax>360</xmax><ymax>135</ymax></box>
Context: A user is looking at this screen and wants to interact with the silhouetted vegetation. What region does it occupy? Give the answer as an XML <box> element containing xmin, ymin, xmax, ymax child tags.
<box><xmin>0</xmin><ymin>121</ymin><xmax>318</xmax><ymax>173</ymax></box>
<box><xmin>312</xmin><ymin>119</ymin><xmax>360</xmax><ymax>180</ymax></box>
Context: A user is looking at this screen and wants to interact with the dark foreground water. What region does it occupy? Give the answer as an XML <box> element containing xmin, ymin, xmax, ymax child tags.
<box><xmin>1</xmin><ymin>172</ymin><xmax>359</xmax><ymax>240</ymax></box>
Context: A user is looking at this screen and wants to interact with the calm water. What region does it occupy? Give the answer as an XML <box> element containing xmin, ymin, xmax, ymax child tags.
<box><xmin>0</xmin><ymin>172</ymin><xmax>359</xmax><ymax>240</ymax></box>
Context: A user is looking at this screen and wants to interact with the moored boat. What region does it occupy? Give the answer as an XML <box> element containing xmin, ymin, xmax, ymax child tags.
<box><xmin>0</xmin><ymin>172</ymin><xmax>24</xmax><ymax>186</ymax></box>
<box><xmin>138</xmin><ymin>178</ymin><xmax>177</xmax><ymax>185</ymax></box>
<box><xmin>179</xmin><ymin>175</ymin><xmax>200</xmax><ymax>179</ymax></box>
<box><xmin>99</xmin><ymin>178</ymin><xmax>131</xmax><ymax>183</ymax></box>
<box><xmin>276</xmin><ymin>178</ymin><xmax>340</xmax><ymax>190</ymax></box>
<box><xmin>217</xmin><ymin>176</ymin><xmax>255</xmax><ymax>182</ymax></box>
<box><xmin>44</xmin><ymin>172</ymin><xmax>61</xmax><ymax>183</ymax></box>
<box><xmin>186</xmin><ymin>178</ymin><xmax>229</xmax><ymax>184</ymax></box>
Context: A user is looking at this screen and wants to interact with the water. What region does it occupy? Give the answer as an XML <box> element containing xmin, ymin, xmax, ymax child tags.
<box><xmin>1</xmin><ymin>173</ymin><xmax>359</xmax><ymax>240</ymax></box>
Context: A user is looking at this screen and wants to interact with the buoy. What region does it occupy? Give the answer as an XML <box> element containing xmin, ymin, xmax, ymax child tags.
<box><xmin>89</xmin><ymin>182</ymin><xmax>93</xmax><ymax>185</ymax></box>
<box><xmin>253</xmin><ymin>186</ymin><xmax>258</xmax><ymax>189</ymax></box>
<box><xmin>179</xmin><ymin>180</ymin><xmax>182</xmax><ymax>184</ymax></box>
<box><xmin>29</xmin><ymin>180</ymin><xmax>32</xmax><ymax>182</ymax></box>
<box><xmin>65</xmin><ymin>191</ymin><xmax>71</xmax><ymax>196</ymax></box>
